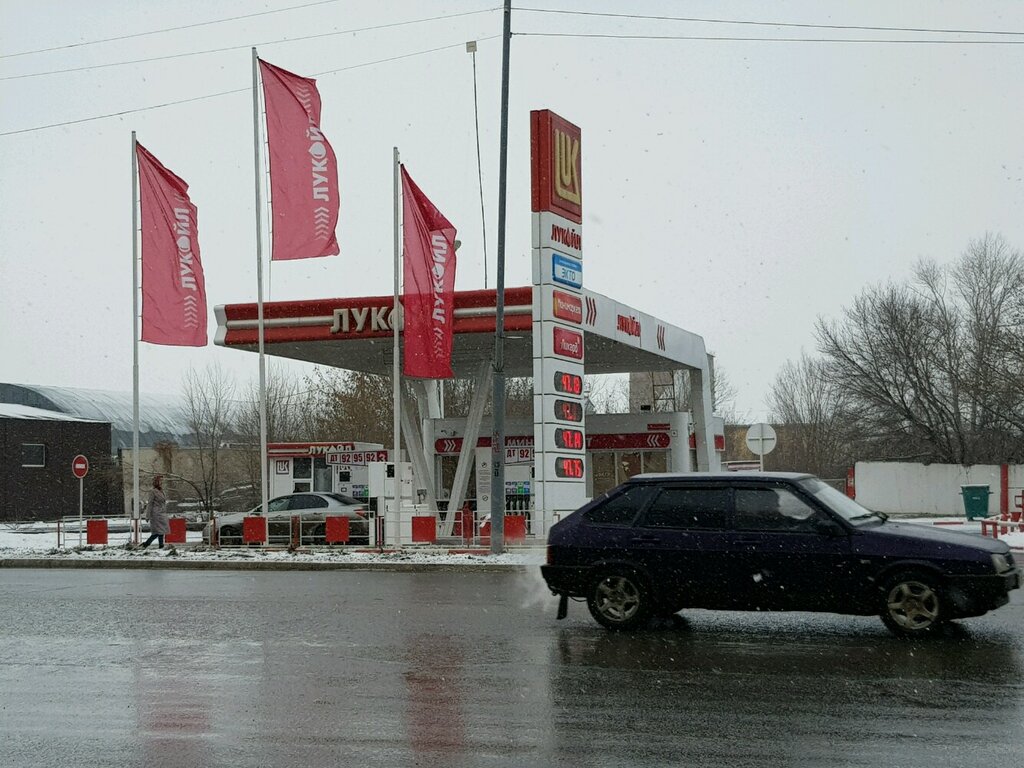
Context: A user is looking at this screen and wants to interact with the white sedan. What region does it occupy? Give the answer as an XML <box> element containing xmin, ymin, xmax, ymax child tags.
<box><xmin>203</xmin><ymin>492</ymin><xmax>370</xmax><ymax>545</ymax></box>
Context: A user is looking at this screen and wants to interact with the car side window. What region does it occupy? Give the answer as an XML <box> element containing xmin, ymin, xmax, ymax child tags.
<box><xmin>734</xmin><ymin>487</ymin><xmax>822</xmax><ymax>532</ymax></box>
<box><xmin>641</xmin><ymin>487</ymin><xmax>730</xmax><ymax>530</ymax></box>
<box><xmin>290</xmin><ymin>494</ymin><xmax>328</xmax><ymax>510</ymax></box>
<box><xmin>584</xmin><ymin>485</ymin><xmax>654</xmax><ymax>526</ymax></box>
<box><xmin>267</xmin><ymin>497</ymin><xmax>291</xmax><ymax>513</ymax></box>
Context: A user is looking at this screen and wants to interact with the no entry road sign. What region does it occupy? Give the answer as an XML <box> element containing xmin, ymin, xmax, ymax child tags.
<box><xmin>72</xmin><ymin>455</ymin><xmax>89</xmax><ymax>479</ymax></box>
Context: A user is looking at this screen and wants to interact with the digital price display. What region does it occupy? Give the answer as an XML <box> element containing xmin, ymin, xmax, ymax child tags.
<box><xmin>553</xmin><ymin>371</ymin><xmax>583</xmax><ymax>396</ymax></box>
<box><xmin>554</xmin><ymin>399</ymin><xmax>584</xmax><ymax>423</ymax></box>
<box><xmin>555</xmin><ymin>457</ymin><xmax>585</xmax><ymax>479</ymax></box>
<box><xmin>554</xmin><ymin>428</ymin><xmax>584</xmax><ymax>450</ymax></box>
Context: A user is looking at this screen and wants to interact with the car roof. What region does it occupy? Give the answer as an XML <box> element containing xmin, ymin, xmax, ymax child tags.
<box><xmin>627</xmin><ymin>471</ymin><xmax>814</xmax><ymax>483</ymax></box>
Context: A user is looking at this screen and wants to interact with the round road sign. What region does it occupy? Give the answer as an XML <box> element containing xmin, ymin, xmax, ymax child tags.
<box><xmin>71</xmin><ymin>454</ymin><xmax>89</xmax><ymax>479</ymax></box>
<box><xmin>745</xmin><ymin>423</ymin><xmax>777</xmax><ymax>457</ymax></box>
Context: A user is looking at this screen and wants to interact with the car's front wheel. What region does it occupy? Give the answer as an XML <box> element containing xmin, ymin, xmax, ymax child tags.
<box><xmin>587</xmin><ymin>568</ymin><xmax>651</xmax><ymax>630</ymax></box>
<box><xmin>880</xmin><ymin>571</ymin><xmax>945</xmax><ymax>637</ymax></box>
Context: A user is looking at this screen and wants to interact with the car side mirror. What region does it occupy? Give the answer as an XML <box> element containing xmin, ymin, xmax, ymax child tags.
<box><xmin>813</xmin><ymin>518</ymin><xmax>845</xmax><ymax>537</ymax></box>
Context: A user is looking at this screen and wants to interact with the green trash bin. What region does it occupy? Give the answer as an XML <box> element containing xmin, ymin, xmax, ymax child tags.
<box><xmin>960</xmin><ymin>485</ymin><xmax>991</xmax><ymax>520</ymax></box>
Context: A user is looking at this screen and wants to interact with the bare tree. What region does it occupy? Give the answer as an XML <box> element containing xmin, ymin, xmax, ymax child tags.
<box><xmin>232</xmin><ymin>365</ymin><xmax>313</xmax><ymax>507</ymax></box>
<box><xmin>586</xmin><ymin>375</ymin><xmax>630</xmax><ymax>414</ymax></box>
<box><xmin>815</xmin><ymin>234</ymin><xmax>1024</xmax><ymax>464</ymax></box>
<box><xmin>709</xmin><ymin>363</ymin><xmax>747</xmax><ymax>424</ymax></box>
<box><xmin>767</xmin><ymin>352</ymin><xmax>857</xmax><ymax>477</ymax></box>
<box><xmin>306</xmin><ymin>369</ymin><xmax>395</xmax><ymax>445</ymax></box>
<box><xmin>441</xmin><ymin>376</ymin><xmax>533</xmax><ymax>419</ymax></box>
<box><xmin>179</xmin><ymin>363</ymin><xmax>236</xmax><ymax>515</ymax></box>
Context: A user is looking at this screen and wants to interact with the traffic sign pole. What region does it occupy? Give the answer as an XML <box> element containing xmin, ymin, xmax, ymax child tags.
<box><xmin>71</xmin><ymin>455</ymin><xmax>89</xmax><ymax>547</ymax></box>
<box><xmin>78</xmin><ymin>478</ymin><xmax>83</xmax><ymax>547</ymax></box>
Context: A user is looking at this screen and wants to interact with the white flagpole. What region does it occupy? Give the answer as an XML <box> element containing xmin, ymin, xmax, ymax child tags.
<box><xmin>392</xmin><ymin>148</ymin><xmax>402</xmax><ymax>543</ymax></box>
<box><xmin>131</xmin><ymin>131</ymin><xmax>141</xmax><ymax>543</ymax></box>
<box><xmin>252</xmin><ymin>48</ymin><xmax>269</xmax><ymax>516</ymax></box>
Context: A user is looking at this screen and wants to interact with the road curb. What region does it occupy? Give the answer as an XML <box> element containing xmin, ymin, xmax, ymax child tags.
<box><xmin>0</xmin><ymin>557</ymin><xmax>532</xmax><ymax>573</ymax></box>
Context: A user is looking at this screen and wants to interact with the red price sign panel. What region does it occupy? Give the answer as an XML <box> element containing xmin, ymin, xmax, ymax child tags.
<box><xmin>554</xmin><ymin>428</ymin><xmax>584</xmax><ymax>450</ymax></box>
<box><xmin>553</xmin><ymin>371</ymin><xmax>583</xmax><ymax>396</ymax></box>
<box><xmin>554</xmin><ymin>399</ymin><xmax>584</xmax><ymax>423</ymax></box>
<box><xmin>71</xmin><ymin>454</ymin><xmax>89</xmax><ymax>479</ymax></box>
<box><xmin>554</xmin><ymin>456</ymin><xmax>585</xmax><ymax>479</ymax></box>
<box><xmin>552</xmin><ymin>327</ymin><xmax>584</xmax><ymax>360</ymax></box>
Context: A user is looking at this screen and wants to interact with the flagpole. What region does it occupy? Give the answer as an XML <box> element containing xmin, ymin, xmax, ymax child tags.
<box><xmin>131</xmin><ymin>131</ymin><xmax>141</xmax><ymax>544</ymax></box>
<box><xmin>252</xmin><ymin>47</ymin><xmax>269</xmax><ymax>516</ymax></box>
<box><xmin>392</xmin><ymin>147</ymin><xmax>402</xmax><ymax>545</ymax></box>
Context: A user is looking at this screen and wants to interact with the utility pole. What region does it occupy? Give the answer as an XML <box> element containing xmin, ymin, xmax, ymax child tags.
<box><xmin>490</xmin><ymin>0</ymin><xmax>511</xmax><ymax>554</ymax></box>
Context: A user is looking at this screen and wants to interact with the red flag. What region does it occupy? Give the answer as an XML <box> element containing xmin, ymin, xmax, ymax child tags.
<box><xmin>259</xmin><ymin>58</ymin><xmax>340</xmax><ymax>260</ymax></box>
<box><xmin>136</xmin><ymin>142</ymin><xmax>207</xmax><ymax>347</ymax></box>
<box><xmin>401</xmin><ymin>166</ymin><xmax>457</xmax><ymax>379</ymax></box>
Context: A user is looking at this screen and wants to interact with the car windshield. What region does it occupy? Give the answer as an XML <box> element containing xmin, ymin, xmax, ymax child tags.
<box><xmin>326</xmin><ymin>493</ymin><xmax>362</xmax><ymax>506</ymax></box>
<box><xmin>798</xmin><ymin>477</ymin><xmax>886</xmax><ymax>524</ymax></box>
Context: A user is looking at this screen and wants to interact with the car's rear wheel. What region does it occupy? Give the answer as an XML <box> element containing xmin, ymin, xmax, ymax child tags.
<box><xmin>219</xmin><ymin>525</ymin><xmax>241</xmax><ymax>544</ymax></box>
<box><xmin>880</xmin><ymin>571</ymin><xmax>945</xmax><ymax>637</ymax></box>
<box><xmin>587</xmin><ymin>568</ymin><xmax>651</xmax><ymax>630</ymax></box>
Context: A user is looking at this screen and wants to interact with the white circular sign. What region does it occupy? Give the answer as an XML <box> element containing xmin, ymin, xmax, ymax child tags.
<box><xmin>745</xmin><ymin>423</ymin><xmax>777</xmax><ymax>456</ymax></box>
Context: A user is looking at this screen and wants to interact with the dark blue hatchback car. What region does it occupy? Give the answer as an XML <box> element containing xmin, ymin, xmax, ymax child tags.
<box><xmin>541</xmin><ymin>472</ymin><xmax>1021</xmax><ymax>636</ymax></box>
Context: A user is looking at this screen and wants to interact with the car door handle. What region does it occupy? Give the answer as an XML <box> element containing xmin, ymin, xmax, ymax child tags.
<box><xmin>734</xmin><ymin>537</ymin><xmax>763</xmax><ymax>546</ymax></box>
<box><xmin>629</xmin><ymin>536</ymin><xmax>661</xmax><ymax>544</ymax></box>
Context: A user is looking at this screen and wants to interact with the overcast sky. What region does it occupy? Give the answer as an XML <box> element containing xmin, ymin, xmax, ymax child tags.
<box><xmin>2</xmin><ymin>1</ymin><xmax>1023</xmax><ymax>420</ymax></box>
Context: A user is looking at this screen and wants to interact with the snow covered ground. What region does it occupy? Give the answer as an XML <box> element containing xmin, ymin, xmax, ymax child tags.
<box><xmin>0</xmin><ymin>523</ymin><xmax>545</xmax><ymax>566</ymax></box>
<box><xmin>0</xmin><ymin>516</ymin><xmax>1020</xmax><ymax>566</ymax></box>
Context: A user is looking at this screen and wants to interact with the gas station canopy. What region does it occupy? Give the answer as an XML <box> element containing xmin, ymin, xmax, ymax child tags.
<box><xmin>215</xmin><ymin>285</ymin><xmax>712</xmax><ymax>379</ymax></box>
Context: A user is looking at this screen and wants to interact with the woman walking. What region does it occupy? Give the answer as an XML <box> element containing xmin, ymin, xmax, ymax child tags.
<box><xmin>141</xmin><ymin>475</ymin><xmax>169</xmax><ymax>549</ymax></box>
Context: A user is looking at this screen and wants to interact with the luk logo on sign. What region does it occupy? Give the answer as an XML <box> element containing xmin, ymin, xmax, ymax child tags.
<box><xmin>552</xmin><ymin>290</ymin><xmax>582</xmax><ymax>324</ymax></box>
<box><xmin>554</xmin><ymin>128</ymin><xmax>581</xmax><ymax>206</ymax></box>
<box><xmin>553</xmin><ymin>327</ymin><xmax>584</xmax><ymax>360</ymax></box>
<box><xmin>531</xmin><ymin>110</ymin><xmax>582</xmax><ymax>223</ymax></box>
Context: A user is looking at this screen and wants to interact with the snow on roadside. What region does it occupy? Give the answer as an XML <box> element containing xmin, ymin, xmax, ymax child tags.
<box><xmin>0</xmin><ymin>527</ymin><xmax>545</xmax><ymax>565</ymax></box>
<box><xmin>1</xmin><ymin>516</ymin><xmax>1020</xmax><ymax>565</ymax></box>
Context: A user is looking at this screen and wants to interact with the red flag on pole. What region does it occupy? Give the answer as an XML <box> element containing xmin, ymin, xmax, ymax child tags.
<box><xmin>136</xmin><ymin>143</ymin><xmax>208</xmax><ymax>347</ymax></box>
<box><xmin>259</xmin><ymin>58</ymin><xmax>340</xmax><ymax>260</ymax></box>
<box><xmin>401</xmin><ymin>166</ymin><xmax>457</xmax><ymax>379</ymax></box>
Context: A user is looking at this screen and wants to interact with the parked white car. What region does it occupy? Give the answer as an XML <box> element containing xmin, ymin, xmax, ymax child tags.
<box><xmin>202</xmin><ymin>492</ymin><xmax>370</xmax><ymax>545</ymax></box>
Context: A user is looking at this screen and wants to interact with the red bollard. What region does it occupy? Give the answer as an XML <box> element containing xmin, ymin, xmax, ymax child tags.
<box><xmin>461</xmin><ymin>507</ymin><xmax>474</xmax><ymax>544</ymax></box>
<box><xmin>505</xmin><ymin>514</ymin><xmax>527</xmax><ymax>544</ymax></box>
<box><xmin>86</xmin><ymin>519</ymin><xmax>108</xmax><ymax>545</ymax></box>
<box><xmin>242</xmin><ymin>516</ymin><xmax>267</xmax><ymax>544</ymax></box>
<box><xmin>166</xmin><ymin>518</ymin><xmax>187</xmax><ymax>544</ymax></box>
<box><xmin>325</xmin><ymin>516</ymin><xmax>350</xmax><ymax>545</ymax></box>
<box><xmin>411</xmin><ymin>516</ymin><xmax>437</xmax><ymax>543</ymax></box>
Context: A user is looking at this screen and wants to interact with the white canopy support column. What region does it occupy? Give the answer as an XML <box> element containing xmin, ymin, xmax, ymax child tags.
<box><xmin>399</xmin><ymin>404</ymin><xmax>438</xmax><ymax>511</ymax></box>
<box><xmin>688</xmin><ymin>354</ymin><xmax>717</xmax><ymax>471</ymax></box>
<box><xmin>410</xmin><ymin>380</ymin><xmax>443</xmax><ymax>494</ymax></box>
<box><xmin>439</xmin><ymin>361</ymin><xmax>490</xmax><ymax>536</ymax></box>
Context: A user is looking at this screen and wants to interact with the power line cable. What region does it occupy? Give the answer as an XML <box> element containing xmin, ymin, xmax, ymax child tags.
<box><xmin>514</xmin><ymin>32</ymin><xmax>1024</xmax><ymax>44</ymax></box>
<box><xmin>3</xmin><ymin>0</ymin><xmax>344</xmax><ymax>58</ymax></box>
<box><xmin>0</xmin><ymin>37</ymin><xmax>500</xmax><ymax>137</ymax></box>
<box><xmin>1</xmin><ymin>8</ymin><xmax>500</xmax><ymax>81</ymax></box>
<box><xmin>512</xmin><ymin>7</ymin><xmax>1024</xmax><ymax>37</ymax></box>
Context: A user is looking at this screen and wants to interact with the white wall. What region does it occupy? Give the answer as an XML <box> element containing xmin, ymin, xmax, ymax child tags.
<box><xmin>855</xmin><ymin>461</ymin><xmax>1024</xmax><ymax>516</ymax></box>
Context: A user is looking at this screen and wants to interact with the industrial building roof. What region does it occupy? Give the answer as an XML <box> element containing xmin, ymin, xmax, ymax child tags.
<box><xmin>0</xmin><ymin>383</ymin><xmax>193</xmax><ymax>450</ymax></box>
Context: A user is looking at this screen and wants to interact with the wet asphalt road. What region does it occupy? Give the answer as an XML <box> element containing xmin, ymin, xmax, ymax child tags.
<box><xmin>1</xmin><ymin>567</ymin><xmax>1022</xmax><ymax>768</ymax></box>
